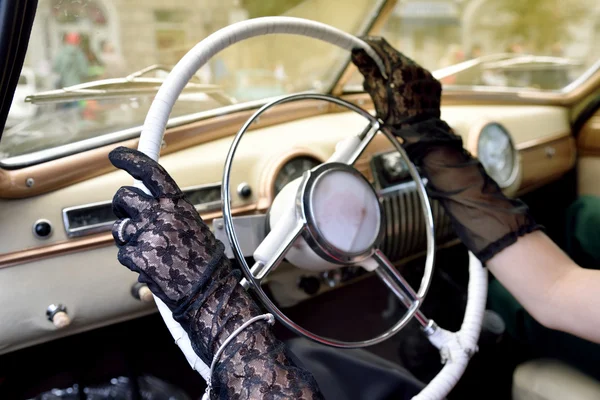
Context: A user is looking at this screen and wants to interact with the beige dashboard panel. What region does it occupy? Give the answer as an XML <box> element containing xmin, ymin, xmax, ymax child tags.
<box><xmin>0</xmin><ymin>111</ymin><xmax>365</xmax><ymax>256</ymax></box>
<box><xmin>0</xmin><ymin>247</ymin><xmax>155</xmax><ymax>355</ymax></box>
<box><xmin>0</xmin><ymin>104</ymin><xmax>574</xmax><ymax>354</ymax></box>
<box><xmin>439</xmin><ymin>105</ymin><xmax>570</xmax><ymax>147</ymax></box>
<box><xmin>441</xmin><ymin>105</ymin><xmax>572</xmax><ymax>196</ymax></box>
<box><xmin>519</xmin><ymin>136</ymin><xmax>577</xmax><ymax>193</ymax></box>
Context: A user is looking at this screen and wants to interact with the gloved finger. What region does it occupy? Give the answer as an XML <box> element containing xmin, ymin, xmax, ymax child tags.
<box><xmin>109</xmin><ymin>146</ymin><xmax>182</xmax><ymax>198</ymax></box>
<box><xmin>137</xmin><ymin>271</ymin><xmax>178</xmax><ymax>309</ymax></box>
<box><xmin>363</xmin><ymin>36</ymin><xmax>419</xmax><ymax>70</ymax></box>
<box><xmin>351</xmin><ymin>47</ymin><xmax>383</xmax><ymax>80</ymax></box>
<box><xmin>116</xmin><ymin>245</ymin><xmax>143</xmax><ymax>274</ymax></box>
<box><xmin>353</xmin><ymin>36</ymin><xmax>399</xmax><ymax>79</ymax></box>
<box><xmin>112</xmin><ymin>218</ymin><xmax>137</xmax><ymax>246</ymax></box>
<box><xmin>112</xmin><ymin>185</ymin><xmax>154</xmax><ymax>219</ymax></box>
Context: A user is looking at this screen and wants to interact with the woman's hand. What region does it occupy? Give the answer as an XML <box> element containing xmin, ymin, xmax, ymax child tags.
<box><xmin>352</xmin><ymin>37</ymin><xmax>541</xmax><ymax>262</ymax></box>
<box><xmin>351</xmin><ymin>36</ymin><xmax>442</xmax><ymax>125</ymax></box>
<box><xmin>110</xmin><ymin>146</ymin><xmax>223</xmax><ymax>310</ymax></box>
<box><xmin>110</xmin><ymin>147</ymin><xmax>323</xmax><ymax>399</ymax></box>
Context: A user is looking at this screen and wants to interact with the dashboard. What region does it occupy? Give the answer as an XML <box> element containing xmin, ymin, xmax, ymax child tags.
<box><xmin>0</xmin><ymin>100</ymin><xmax>577</xmax><ymax>355</ymax></box>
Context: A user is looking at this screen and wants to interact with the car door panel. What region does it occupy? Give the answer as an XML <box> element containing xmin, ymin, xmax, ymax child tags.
<box><xmin>577</xmin><ymin>109</ymin><xmax>600</xmax><ymax>197</ymax></box>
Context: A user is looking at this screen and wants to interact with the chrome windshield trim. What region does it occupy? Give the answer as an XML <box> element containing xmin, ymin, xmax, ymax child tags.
<box><xmin>562</xmin><ymin>58</ymin><xmax>600</xmax><ymax>94</ymax></box>
<box><xmin>0</xmin><ymin>94</ymin><xmax>306</xmax><ymax>169</ymax></box>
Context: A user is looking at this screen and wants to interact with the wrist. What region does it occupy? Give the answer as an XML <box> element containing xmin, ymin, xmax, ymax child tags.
<box><xmin>172</xmin><ymin>263</ymin><xmax>265</xmax><ymax>363</ymax></box>
<box><xmin>171</xmin><ymin>241</ymin><xmax>227</xmax><ymax>314</ymax></box>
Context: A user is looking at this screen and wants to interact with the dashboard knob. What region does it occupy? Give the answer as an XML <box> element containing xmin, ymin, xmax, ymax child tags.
<box><xmin>298</xmin><ymin>276</ymin><xmax>321</xmax><ymax>295</ymax></box>
<box><xmin>322</xmin><ymin>270</ymin><xmax>342</xmax><ymax>288</ymax></box>
<box><xmin>33</xmin><ymin>219</ymin><xmax>53</xmax><ymax>239</ymax></box>
<box><xmin>46</xmin><ymin>304</ymin><xmax>70</xmax><ymax>328</ymax></box>
<box><xmin>237</xmin><ymin>182</ymin><xmax>252</xmax><ymax>199</ymax></box>
<box><xmin>131</xmin><ymin>282</ymin><xmax>154</xmax><ymax>303</ymax></box>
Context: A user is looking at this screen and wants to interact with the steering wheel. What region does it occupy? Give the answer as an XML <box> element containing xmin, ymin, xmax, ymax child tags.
<box><xmin>132</xmin><ymin>17</ymin><xmax>488</xmax><ymax>400</ymax></box>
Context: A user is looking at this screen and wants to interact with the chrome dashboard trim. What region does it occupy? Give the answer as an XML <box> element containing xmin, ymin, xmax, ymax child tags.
<box><xmin>62</xmin><ymin>182</ymin><xmax>222</xmax><ymax>238</ymax></box>
<box><xmin>562</xmin><ymin>58</ymin><xmax>600</xmax><ymax>94</ymax></box>
<box><xmin>62</xmin><ymin>199</ymin><xmax>115</xmax><ymax>238</ymax></box>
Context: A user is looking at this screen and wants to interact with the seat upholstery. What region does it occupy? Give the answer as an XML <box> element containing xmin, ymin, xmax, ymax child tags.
<box><xmin>286</xmin><ymin>337</ymin><xmax>426</xmax><ymax>400</ymax></box>
<box><xmin>513</xmin><ymin>359</ymin><xmax>600</xmax><ymax>400</ymax></box>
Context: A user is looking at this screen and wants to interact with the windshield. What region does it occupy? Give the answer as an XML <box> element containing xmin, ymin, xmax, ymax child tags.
<box><xmin>2</xmin><ymin>0</ymin><xmax>381</xmax><ymax>165</ymax></box>
<box><xmin>345</xmin><ymin>0</ymin><xmax>600</xmax><ymax>91</ymax></box>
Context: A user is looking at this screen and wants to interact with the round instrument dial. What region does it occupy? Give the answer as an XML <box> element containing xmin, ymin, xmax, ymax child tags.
<box><xmin>477</xmin><ymin>123</ymin><xmax>517</xmax><ymax>187</ymax></box>
<box><xmin>273</xmin><ymin>156</ymin><xmax>320</xmax><ymax>196</ymax></box>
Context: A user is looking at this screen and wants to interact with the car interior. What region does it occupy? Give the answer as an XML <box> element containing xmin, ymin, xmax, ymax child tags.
<box><xmin>1</xmin><ymin>0</ymin><xmax>600</xmax><ymax>399</ymax></box>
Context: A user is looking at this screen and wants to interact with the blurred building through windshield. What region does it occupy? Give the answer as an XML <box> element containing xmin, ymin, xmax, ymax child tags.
<box><xmin>22</xmin><ymin>0</ymin><xmax>600</xmax><ymax>96</ymax></box>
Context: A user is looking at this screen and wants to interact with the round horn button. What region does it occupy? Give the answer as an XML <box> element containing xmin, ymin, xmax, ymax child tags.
<box><xmin>309</xmin><ymin>168</ymin><xmax>381</xmax><ymax>256</ymax></box>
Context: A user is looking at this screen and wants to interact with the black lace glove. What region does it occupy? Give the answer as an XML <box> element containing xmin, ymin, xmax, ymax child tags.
<box><xmin>109</xmin><ymin>147</ymin><xmax>323</xmax><ymax>399</ymax></box>
<box><xmin>352</xmin><ymin>37</ymin><xmax>542</xmax><ymax>262</ymax></box>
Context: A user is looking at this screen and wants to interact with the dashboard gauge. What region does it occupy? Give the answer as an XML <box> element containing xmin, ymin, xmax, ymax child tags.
<box><xmin>273</xmin><ymin>156</ymin><xmax>320</xmax><ymax>195</ymax></box>
<box><xmin>477</xmin><ymin>123</ymin><xmax>517</xmax><ymax>187</ymax></box>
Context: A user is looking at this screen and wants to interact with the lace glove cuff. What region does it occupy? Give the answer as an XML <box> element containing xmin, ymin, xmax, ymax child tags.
<box><xmin>394</xmin><ymin>119</ymin><xmax>543</xmax><ymax>262</ymax></box>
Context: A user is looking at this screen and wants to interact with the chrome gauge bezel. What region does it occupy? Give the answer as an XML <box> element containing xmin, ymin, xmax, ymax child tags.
<box><xmin>477</xmin><ymin>122</ymin><xmax>520</xmax><ymax>188</ymax></box>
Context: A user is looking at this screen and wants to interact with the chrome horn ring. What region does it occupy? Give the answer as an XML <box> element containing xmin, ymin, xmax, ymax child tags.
<box><xmin>222</xmin><ymin>93</ymin><xmax>436</xmax><ymax>348</ymax></box>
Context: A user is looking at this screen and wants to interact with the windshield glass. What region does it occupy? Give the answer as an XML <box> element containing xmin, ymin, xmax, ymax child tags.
<box><xmin>345</xmin><ymin>0</ymin><xmax>600</xmax><ymax>91</ymax></box>
<box><xmin>2</xmin><ymin>0</ymin><xmax>380</xmax><ymax>165</ymax></box>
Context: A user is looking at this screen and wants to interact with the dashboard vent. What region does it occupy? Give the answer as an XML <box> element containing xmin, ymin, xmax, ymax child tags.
<box><xmin>378</xmin><ymin>182</ymin><xmax>455</xmax><ymax>262</ymax></box>
<box><xmin>63</xmin><ymin>183</ymin><xmax>222</xmax><ymax>238</ymax></box>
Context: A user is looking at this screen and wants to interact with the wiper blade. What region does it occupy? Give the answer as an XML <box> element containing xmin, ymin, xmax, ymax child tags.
<box><xmin>432</xmin><ymin>53</ymin><xmax>517</xmax><ymax>80</ymax></box>
<box><xmin>483</xmin><ymin>55</ymin><xmax>582</xmax><ymax>70</ymax></box>
<box><xmin>25</xmin><ymin>64</ymin><xmax>236</xmax><ymax>106</ymax></box>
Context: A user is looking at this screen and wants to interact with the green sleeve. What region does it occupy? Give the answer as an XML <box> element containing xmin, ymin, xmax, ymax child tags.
<box><xmin>565</xmin><ymin>195</ymin><xmax>600</xmax><ymax>269</ymax></box>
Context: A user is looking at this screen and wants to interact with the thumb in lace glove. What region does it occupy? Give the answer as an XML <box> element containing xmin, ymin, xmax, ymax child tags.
<box><xmin>352</xmin><ymin>37</ymin><xmax>542</xmax><ymax>262</ymax></box>
<box><xmin>110</xmin><ymin>146</ymin><xmax>323</xmax><ymax>399</ymax></box>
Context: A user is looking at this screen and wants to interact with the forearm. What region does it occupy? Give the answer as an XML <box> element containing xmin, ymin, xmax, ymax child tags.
<box><xmin>551</xmin><ymin>266</ymin><xmax>600</xmax><ymax>342</ymax></box>
<box><xmin>487</xmin><ymin>231</ymin><xmax>600</xmax><ymax>343</ymax></box>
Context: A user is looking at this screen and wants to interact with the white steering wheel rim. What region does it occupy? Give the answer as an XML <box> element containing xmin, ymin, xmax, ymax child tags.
<box><xmin>132</xmin><ymin>16</ymin><xmax>488</xmax><ymax>400</ymax></box>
